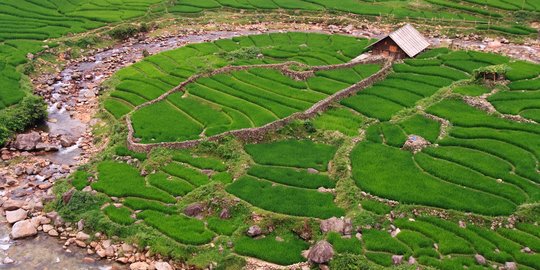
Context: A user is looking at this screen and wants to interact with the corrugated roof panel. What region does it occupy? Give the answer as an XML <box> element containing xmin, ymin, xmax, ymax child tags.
<box><xmin>388</xmin><ymin>24</ymin><xmax>430</xmax><ymax>57</ymax></box>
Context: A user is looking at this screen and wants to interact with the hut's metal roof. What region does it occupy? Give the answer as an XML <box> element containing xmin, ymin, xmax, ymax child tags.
<box><xmin>370</xmin><ymin>24</ymin><xmax>430</xmax><ymax>57</ymax></box>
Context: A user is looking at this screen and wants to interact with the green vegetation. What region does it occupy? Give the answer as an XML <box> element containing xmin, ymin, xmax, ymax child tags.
<box><xmin>52</xmin><ymin>27</ymin><xmax>540</xmax><ymax>269</ymax></box>
<box><xmin>226</xmin><ymin>176</ymin><xmax>344</xmax><ymax>218</ymax></box>
<box><xmin>234</xmin><ymin>233</ymin><xmax>309</xmax><ymax>265</ymax></box>
<box><xmin>123</xmin><ymin>33</ymin><xmax>380</xmax><ymax>143</ymax></box>
<box><xmin>245</xmin><ymin>140</ymin><xmax>337</xmax><ymax>171</ymax></box>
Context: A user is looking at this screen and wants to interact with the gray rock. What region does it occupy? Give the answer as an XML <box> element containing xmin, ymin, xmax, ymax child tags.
<box><xmin>307</xmin><ymin>240</ymin><xmax>334</xmax><ymax>264</ymax></box>
<box><xmin>183</xmin><ymin>203</ymin><xmax>204</xmax><ymax>217</ymax></box>
<box><xmin>504</xmin><ymin>262</ymin><xmax>517</xmax><ymax>270</ymax></box>
<box><xmin>392</xmin><ymin>255</ymin><xmax>403</xmax><ymax>265</ymax></box>
<box><xmin>320</xmin><ymin>217</ymin><xmax>352</xmax><ymax>235</ymax></box>
<box><xmin>11</xmin><ymin>220</ymin><xmax>37</xmax><ymax>239</ymax></box>
<box><xmin>12</xmin><ymin>131</ymin><xmax>41</xmax><ymax>151</ymax></box>
<box><xmin>154</xmin><ymin>262</ymin><xmax>173</xmax><ymax>270</ymax></box>
<box><xmin>219</xmin><ymin>208</ymin><xmax>231</xmax><ymax>219</ymax></box>
<box><xmin>76</xmin><ymin>231</ymin><xmax>90</xmax><ymax>241</ymax></box>
<box><xmin>62</xmin><ymin>188</ymin><xmax>76</xmax><ymax>204</ymax></box>
<box><xmin>35</xmin><ymin>143</ymin><xmax>60</xmax><ymax>152</ymax></box>
<box><xmin>5</xmin><ymin>209</ymin><xmax>27</xmax><ymax>224</ymax></box>
<box><xmin>129</xmin><ymin>262</ymin><xmax>149</xmax><ymax>270</ymax></box>
<box><xmin>475</xmin><ymin>254</ymin><xmax>486</xmax><ymax>265</ymax></box>
<box><xmin>246</xmin><ymin>225</ymin><xmax>262</xmax><ymax>237</ymax></box>
<box><xmin>307</xmin><ymin>168</ymin><xmax>319</xmax><ymax>174</ymax></box>
<box><xmin>3</xmin><ymin>199</ymin><xmax>24</xmax><ymax>211</ymax></box>
<box><xmin>408</xmin><ymin>256</ymin><xmax>416</xmax><ymax>264</ymax></box>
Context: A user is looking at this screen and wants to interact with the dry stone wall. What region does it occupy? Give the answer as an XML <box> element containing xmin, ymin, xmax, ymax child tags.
<box><xmin>127</xmin><ymin>57</ymin><xmax>392</xmax><ymax>153</ymax></box>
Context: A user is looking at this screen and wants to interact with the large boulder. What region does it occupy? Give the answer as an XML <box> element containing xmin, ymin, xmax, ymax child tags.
<box><xmin>5</xmin><ymin>209</ymin><xmax>27</xmax><ymax>224</ymax></box>
<box><xmin>11</xmin><ymin>220</ymin><xmax>37</xmax><ymax>239</ymax></box>
<box><xmin>307</xmin><ymin>240</ymin><xmax>334</xmax><ymax>264</ymax></box>
<box><xmin>392</xmin><ymin>255</ymin><xmax>403</xmax><ymax>265</ymax></box>
<box><xmin>12</xmin><ymin>131</ymin><xmax>41</xmax><ymax>151</ymax></box>
<box><xmin>184</xmin><ymin>203</ymin><xmax>204</xmax><ymax>217</ymax></box>
<box><xmin>320</xmin><ymin>217</ymin><xmax>352</xmax><ymax>235</ymax></box>
<box><xmin>246</xmin><ymin>225</ymin><xmax>262</xmax><ymax>237</ymax></box>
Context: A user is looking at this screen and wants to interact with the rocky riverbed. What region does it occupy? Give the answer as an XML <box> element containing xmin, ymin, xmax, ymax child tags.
<box><xmin>0</xmin><ymin>21</ymin><xmax>538</xmax><ymax>269</ymax></box>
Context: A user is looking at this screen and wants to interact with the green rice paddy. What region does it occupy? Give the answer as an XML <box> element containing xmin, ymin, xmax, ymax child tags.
<box><xmin>53</xmin><ymin>29</ymin><xmax>540</xmax><ymax>269</ymax></box>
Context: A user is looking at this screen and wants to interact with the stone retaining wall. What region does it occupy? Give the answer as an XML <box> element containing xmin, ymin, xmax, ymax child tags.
<box><xmin>127</xmin><ymin>56</ymin><xmax>392</xmax><ymax>153</ymax></box>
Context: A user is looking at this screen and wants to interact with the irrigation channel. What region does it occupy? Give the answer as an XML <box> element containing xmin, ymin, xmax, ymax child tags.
<box><xmin>0</xmin><ymin>23</ymin><xmax>539</xmax><ymax>268</ymax></box>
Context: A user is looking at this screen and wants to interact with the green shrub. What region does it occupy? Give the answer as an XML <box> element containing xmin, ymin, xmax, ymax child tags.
<box><xmin>108</xmin><ymin>24</ymin><xmax>140</xmax><ymax>40</ymax></box>
<box><xmin>0</xmin><ymin>95</ymin><xmax>47</xmax><ymax>145</ymax></box>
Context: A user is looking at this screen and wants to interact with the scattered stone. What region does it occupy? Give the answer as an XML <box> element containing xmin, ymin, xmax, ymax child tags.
<box><xmin>83</xmin><ymin>257</ymin><xmax>95</xmax><ymax>264</ymax></box>
<box><xmin>48</xmin><ymin>229</ymin><xmax>59</xmax><ymax>237</ymax></box>
<box><xmin>219</xmin><ymin>208</ymin><xmax>231</xmax><ymax>219</ymax></box>
<box><xmin>246</xmin><ymin>225</ymin><xmax>262</xmax><ymax>237</ymax></box>
<box><xmin>3</xmin><ymin>257</ymin><xmax>14</xmax><ymax>264</ymax></box>
<box><xmin>402</xmin><ymin>135</ymin><xmax>430</xmax><ymax>153</ymax></box>
<box><xmin>154</xmin><ymin>262</ymin><xmax>173</xmax><ymax>270</ymax></box>
<box><xmin>392</xmin><ymin>255</ymin><xmax>403</xmax><ymax>265</ymax></box>
<box><xmin>75</xmin><ymin>240</ymin><xmax>87</xmax><ymax>248</ymax></box>
<box><xmin>307</xmin><ymin>240</ymin><xmax>334</xmax><ymax>264</ymax></box>
<box><xmin>35</xmin><ymin>143</ymin><xmax>60</xmax><ymax>152</ymax></box>
<box><xmin>307</xmin><ymin>168</ymin><xmax>319</xmax><ymax>174</ymax></box>
<box><xmin>183</xmin><ymin>203</ymin><xmax>204</xmax><ymax>217</ymax></box>
<box><xmin>521</xmin><ymin>247</ymin><xmax>532</xmax><ymax>254</ymax></box>
<box><xmin>3</xmin><ymin>199</ymin><xmax>24</xmax><ymax>211</ymax></box>
<box><xmin>5</xmin><ymin>209</ymin><xmax>27</xmax><ymax>224</ymax></box>
<box><xmin>11</xmin><ymin>220</ymin><xmax>37</xmax><ymax>239</ymax></box>
<box><xmin>504</xmin><ymin>262</ymin><xmax>517</xmax><ymax>270</ymax></box>
<box><xmin>76</xmin><ymin>231</ymin><xmax>90</xmax><ymax>241</ymax></box>
<box><xmin>42</xmin><ymin>224</ymin><xmax>54</xmax><ymax>233</ymax></box>
<box><xmin>408</xmin><ymin>256</ymin><xmax>416</xmax><ymax>265</ymax></box>
<box><xmin>475</xmin><ymin>254</ymin><xmax>486</xmax><ymax>265</ymax></box>
<box><xmin>320</xmin><ymin>217</ymin><xmax>352</xmax><ymax>235</ymax></box>
<box><xmin>62</xmin><ymin>188</ymin><xmax>76</xmax><ymax>204</ymax></box>
<box><xmin>130</xmin><ymin>261</ymin><xmax>150</xmax><ymax>270</ymax></box>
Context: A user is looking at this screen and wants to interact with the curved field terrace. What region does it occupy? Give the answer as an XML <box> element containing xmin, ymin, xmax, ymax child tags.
<box><xmin>1</xmin><ymin>2</ymin><xmax>540</xmax><ymax>270</ymax></box>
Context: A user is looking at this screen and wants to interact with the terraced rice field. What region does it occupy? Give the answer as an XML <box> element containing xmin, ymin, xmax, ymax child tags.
<box><xmin>109</xmin><ymin>32</ymin><xmax>385</xmax><ymax>143</ymax></box>
<box><xmin>227</xmin><ymin>140</ymin><xmax>343</xmax><ymax>218</ymax></box>
<box><xmin>90</xmin><ymin>150</ymin><xmax>229</xmax><ymax>246</ymax></box>
<box><xmin>58</xmin><ymin>31</ymin><xmax>540</xmax><ymax>269</ymax></box>
<box><xmin>1</xmin><ymin>1</ymin><xmax>537</xmax><ymax>144</ymax></box>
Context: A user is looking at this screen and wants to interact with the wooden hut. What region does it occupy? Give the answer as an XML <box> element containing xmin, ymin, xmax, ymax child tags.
<box><xmin>368</xmin><ymin>24</ymin><xmax>430</xmax><ymax>59</ymax></box>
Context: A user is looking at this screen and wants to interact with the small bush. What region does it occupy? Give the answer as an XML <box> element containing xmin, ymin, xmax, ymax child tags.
<box><xmin>0</xmin><ymin>95</ymin><xmax>47</xmax><ymax>145</ymax></box>
<box><xmin>108</xmin><ymin>25</ymin><xmax>140</xmax><ymax>40</ymax></box>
